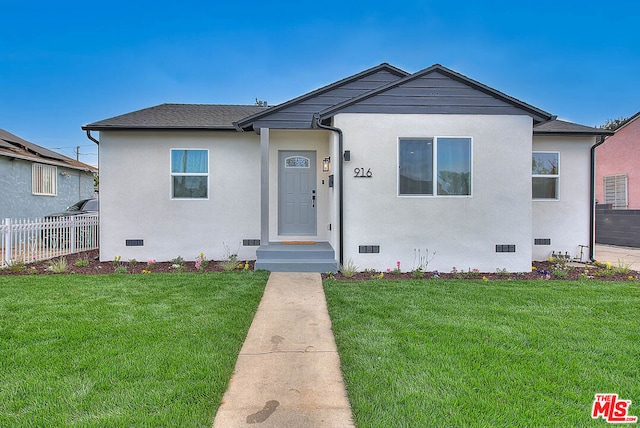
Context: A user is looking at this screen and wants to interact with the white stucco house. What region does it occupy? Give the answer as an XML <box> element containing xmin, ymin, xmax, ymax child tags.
<box><xmin>82</xmin><ymin>63</ymin><xmax>610</xmax><ymax>272</ymax></box>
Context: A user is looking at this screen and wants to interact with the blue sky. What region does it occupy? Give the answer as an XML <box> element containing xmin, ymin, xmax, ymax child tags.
<box><xmin>2</xmin><ymin>0</ymin><xmax>638</xmax><ymax>167</ymax></box>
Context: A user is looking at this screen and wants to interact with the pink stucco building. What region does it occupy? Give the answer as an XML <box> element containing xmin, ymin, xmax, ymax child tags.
<box><xmin>596</xmin><ymin>111</ymin><xmax>640</xmax><ymax>209</ymax></box>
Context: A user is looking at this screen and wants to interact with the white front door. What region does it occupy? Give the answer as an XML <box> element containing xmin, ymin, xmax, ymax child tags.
<box><xmin>278</xmin><ymin>150</ymin><xmax>317</xmax><ymax>235</ymax></box>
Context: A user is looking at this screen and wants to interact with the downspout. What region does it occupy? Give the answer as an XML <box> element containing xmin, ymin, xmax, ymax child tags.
<box><xmin>313</xmin><ymin>114</ymin><xmax>344</xmax><ymax>266</ymax></box>
<box><xmin>85</xmin><ymin>130</ymin><xmax>100</xmax><ymax>145</ymax></box>
<box><xmin>85</xmin><ymin>130</ymin><xmax>100</xmax><ymax>196</ymax></box>
<box><xmin>589</xmin><ymin>135</ymin><xmax>607</xmax><ymax>261</ymax></box>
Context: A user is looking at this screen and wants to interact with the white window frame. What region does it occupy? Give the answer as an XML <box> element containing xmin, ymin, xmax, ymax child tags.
<box><xmin>32</xmin><ymin>163</ymin><xmax>57</xmax><ymax>196</ymax></box>
<box><xmin>604</xmin><ymin>174</ymin><xmax>628</xmax><ymax>209</ymax></box>
<box><xmin>532</xmin><ymin>151</ymin><xmax>560</xmax><ymax>201</ymax></box>
<box><xmin>170</xmin><ymin>149</ymin><xmax>209</xmax><ymax>200</ymax></box>
<box><xmin>397</xmin><ymin>136</ymin><xmax>473</xmax><ymax>197</ymax></box>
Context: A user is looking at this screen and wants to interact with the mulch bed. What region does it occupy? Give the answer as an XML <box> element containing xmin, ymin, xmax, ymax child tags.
<box><xmin>0</xmin><ymin>250</ymin><xmax>255</xmax><ymax>275</ymax></box>
<box><xmin>1</xmin><ymin>250</ymin><xmax>638</xmax><ymax>281</ymax></box>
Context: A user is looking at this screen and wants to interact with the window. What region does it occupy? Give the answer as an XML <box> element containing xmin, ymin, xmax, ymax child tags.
<box><xmin>532</xmin><ymin>152</ymin><xmax>559</xmax><ymax>199</ymax></box>
<box><xmin>32</xmin><ymin>163</ymin><xmax>57</xmax><ymax>196</ymax></box>
<box><xmin>604</xmin><ymin>174</ymin><xmax>627</xmax><ymax>209</ymax></box>
<box><xmin>399</xmin><ymin>137</ymin><xmax>471</xmax><ymax>196</ymax></box>
<box><xmin>171</xmin><ymin>149</ymin><xmax>208</xmax><ymax>199</ymax></box>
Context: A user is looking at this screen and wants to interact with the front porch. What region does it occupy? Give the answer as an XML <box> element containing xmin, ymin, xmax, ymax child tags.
<box><xmin>254</xmin><ymin>242</ymin><xmax>338</xmax><ymax>273</ymax></box>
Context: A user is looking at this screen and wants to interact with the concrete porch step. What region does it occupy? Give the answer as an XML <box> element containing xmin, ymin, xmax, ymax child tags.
<box><xmin>255</xmin><ymin>242</ymin><xmax>338</xmax><ymax>273</ymax></box>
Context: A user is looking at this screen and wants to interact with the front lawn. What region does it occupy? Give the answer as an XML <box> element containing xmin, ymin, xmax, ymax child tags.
<box><xmin>0</xmin><ymin>272</ymin><xmax>268</xmax><ymax>427</ymax></box>
<box><xmin>324</xmin><ymin>279</ymin><xmax>640</xmax><ymax>427</ymax></box>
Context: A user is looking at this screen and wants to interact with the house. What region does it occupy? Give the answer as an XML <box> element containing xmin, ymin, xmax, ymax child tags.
<box><xmin>594</xmin><ymin>111</ymin><xmax>640</xmax><ymax>247</ymax></box>
<box><xmin>595</xmin><ymin>111</ymin><xmax>640</xmax><ymax>209</ymax></box>
<box><xmin>0</xmin><ymin>128</ymin><xmax>97</xmax><ymax>219</ymax></box>
<box><xmin>82</xmin><ymin>63</ymin><xmax>610</xmax><ymax>272</ymax></box>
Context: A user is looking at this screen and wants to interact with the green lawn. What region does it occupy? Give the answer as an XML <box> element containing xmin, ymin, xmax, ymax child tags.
<box><xmin>0</xmin><ymin>272</ymin><xmax>268</xmax><ymax>427</ymax></box>
<box><xmin>324</xmin><ymin>279</ymin><xmax>640</xmax><ymax>427</ymax></box>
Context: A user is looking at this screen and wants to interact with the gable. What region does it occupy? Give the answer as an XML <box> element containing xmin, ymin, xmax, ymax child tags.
<box><xmin>235</xmin><ymin>64</ymin><xmax>409</xmax><ymax>131</ymax></box>
<box><xmin>318</xmin><ymin>66</ymin><xmax>553</xmax><ymax>124</ymax></box>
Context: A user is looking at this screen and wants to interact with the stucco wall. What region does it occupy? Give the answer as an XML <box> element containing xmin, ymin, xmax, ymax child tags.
<box><xmin>0</xmin><ymin>155</ymin><xmax>95</xmax><ymax>219</ymax></box>
<box><xmin>532</xmin><ymin>136</ymin><xmax>594</xmax><ymax>261</ymax></box>
<box><xmin>98</xmin><ymin>130</ymin><xmax>261</xmax><ymax>262</ymax></box>
<box><xmin>595</xmin><ymin>118</ymin><xmax>640</xmax><ymax>209</ymax></box>
<box><xmin>334</xmin><ymin>114</ymin><xmax>534</xmax><ymax>273</ymax></box>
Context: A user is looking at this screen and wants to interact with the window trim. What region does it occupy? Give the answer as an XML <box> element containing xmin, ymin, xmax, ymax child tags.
<box><xmin>532</xmin><ymin>151</ymin><xmax>560</xmax><ymax>201</ymax></box>
<box><xmin>397</xmin><ymin>136</ymin><xmax>473</xmax><ymax>198</ymax></box>
<box><xmin>170</xmin><ymin>148</ymin><xmax>209</xmax><ymax>200</ymax></box>
<box><xmin>32</xmin><ymin>163</ymin><xmax>57</xmax><ymax>196</ymax></box>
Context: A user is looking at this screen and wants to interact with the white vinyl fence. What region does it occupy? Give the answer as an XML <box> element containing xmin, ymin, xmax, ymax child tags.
<box><xmin>1</xmin><ymin>214</ymin><xmax>99</xmax><ymax>268</ymax></box>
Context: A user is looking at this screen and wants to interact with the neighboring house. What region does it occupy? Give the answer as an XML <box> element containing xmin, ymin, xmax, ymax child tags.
<box><xmin>0</xmin><ymin>129</ymin><xmax>97</xmax><ymax>219</ymax></box>
<box><xmin>83</xmin><ymin>63</ymin><xmax>610</xmax><ymax>272</ymax></box>
<box><xmin>595</xmin><ymin>111</ymin><xmax>640</xmax><ymax>209</ymax></box>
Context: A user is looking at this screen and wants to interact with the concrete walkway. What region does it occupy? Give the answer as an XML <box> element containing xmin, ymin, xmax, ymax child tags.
<box><xmin>213</xmin><ymin>272</ymin><xmax>355</xmax><ymax>428</ymax></box>
<box><xmin>594</xmin><ymin>244</ymin><xmax>640</xmax><ymax>271</ymax></box>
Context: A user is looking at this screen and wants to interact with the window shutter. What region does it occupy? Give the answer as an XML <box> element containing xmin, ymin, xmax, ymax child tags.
<box><xmin>604</xmin><ymin>174</ymin><xmax>627</xmax><ymax>209</ymax></box>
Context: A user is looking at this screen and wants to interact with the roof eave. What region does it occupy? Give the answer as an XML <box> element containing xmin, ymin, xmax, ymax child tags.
<box><xmin>533</xmin><ymin>130</ymin><xmax>615</xmax><ymax>136</ymax></box>
<box><xmin>0</xmin><ymin>151</ymin><xmax>97</xmax><ymax>172</ymax></box>
<box><xmin>81</xmin><ymin>125</ymin><xmax>237</xmax><ymax>132</ymax></box>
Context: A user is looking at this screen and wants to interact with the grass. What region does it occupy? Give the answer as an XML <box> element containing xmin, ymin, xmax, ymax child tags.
<box><xmin>0</xmin><ymin>271</ymin><xmax>268</xmax><ymax>427</ymax></box>
<box><xmin>324</xmin><ymin>278</ymin><xmax>640</xmax><ymax>427</ymax></box>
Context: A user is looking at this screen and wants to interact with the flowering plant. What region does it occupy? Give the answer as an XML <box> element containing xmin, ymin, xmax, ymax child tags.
<box><xmin>195</xmin><ymin>252</ymin><xmax>209</xmax><ymax>272</ymax></box>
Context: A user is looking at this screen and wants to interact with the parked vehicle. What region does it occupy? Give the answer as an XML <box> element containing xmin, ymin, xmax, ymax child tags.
<box><xmin>46</xmin><ymin>198</ymin><xmax>98</xmax><ymax>218</ymax></box>
<box><xmin>43</xmin><ymin>199</ymin><xmax>99</xmax><ymax>249</ymax></box>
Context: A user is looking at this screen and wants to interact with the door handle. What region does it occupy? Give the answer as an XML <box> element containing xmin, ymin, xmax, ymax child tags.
<box><xmin>312</xmin><ymin>190</ymin><xmax>316</xmax><ymax>208</ymax></box>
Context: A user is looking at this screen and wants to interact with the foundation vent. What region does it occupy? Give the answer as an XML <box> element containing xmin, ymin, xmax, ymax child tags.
<box><xmin>496</xmin><ymin>244</ymin><xmax>516</xmax><ymax>253</ymax></box>
<box><xmin>243</xmin><ymin>239</ymin><xmax>261</xmax><ymax>246</ymax></box>
<box><xmin>359</xmin><ymin>245</ymin><xmax>380</xmax><ymax>254</ymax></box>
<box><xmin>125</xmin><ymin>239</ymin><xmax>144</xmax><ymax>247</ymax></box>
<box><xmin>534</xmin><ymin>238</ymin><xmax>551</xmax><ymax>246</ymax></box>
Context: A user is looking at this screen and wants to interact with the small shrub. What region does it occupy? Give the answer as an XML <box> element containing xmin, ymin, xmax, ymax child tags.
<box><xmin>552</xmin><ymin>269</ymin><xmax>568</xmax><ymax>279</ymax></box>
<box><xmin>112</xmin><ymin>255</ymin><xmax>122</xmax><ymax>267</ymax></box>
<box><xmin>114</xmin><ymin>266</ymin><xmax>127</xmax><ymax>274</ymax></box>
<box><xmin>614</xmin><ymin>259</ymin><xmax>632</xmax><ymax>275</ymax></box>
<box><xmin>47</xmin><ymin>257</ymin><xmax>68</xmax><ymax>273</ymax></box>
<box><xmin>495</xmin><ymin>268</ymin><xmax>509</xmax><ymax>277</ymax></box>
<box><xmin>340</xmin><ymin>259</ymin><xmax>358</xmax><ymax>278</ymax></box>
<box><xmin>219</xmin><ymin>243</ymin><xmax>239</xmax><ymax>272</ymax></box>
<box><xmin>7</xmin><ymin>262</ymin><xmax>26</xmax><ymax>273</ymax></box>
<box><xmin>73</xmin><ymin>258</ymin><xmax>89</xmax><ymax>267</ymax></box>
<box><xmin>171</xmin><ymin>256</ymin><xmax>185</xmax><ymax>267</ymax></box>
<box><xmin>128</xmin><ymin>259</ymin><xmax>138</xmax><ymax>266</ymax></box>
<box><xmin>411</xmin><ymin>268</ymin><xmax>424</xmax><ymax>279</ymax></box>
<box><xmin>219</xmin><ymin>256</ymin><xmax>238</xmax><ymax>272</ymax></box>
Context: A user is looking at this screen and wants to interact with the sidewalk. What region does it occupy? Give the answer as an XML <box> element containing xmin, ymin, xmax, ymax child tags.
<box><xmin>212</xmin><ymin>272</ymin><xmax>355</xmax><ymax>427</ymax></box>
<box><xmin>594</xmin><ymin>244</ymin><xmax>640</xmax><ymax>271</ymax></box>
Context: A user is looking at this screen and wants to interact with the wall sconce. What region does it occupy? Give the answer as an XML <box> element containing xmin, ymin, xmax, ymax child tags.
<box><xmin>60</xmin><ymin>171</ymin><xmax>70</xmax><ymax>177</ymax></box>
<box><xmin>343</xmin><ymin>150</ymin><xmax>351</xmax><ymax>161</ymax></box>
<box><xmin>322</xmin><ymin>157</ymin><xmax>331</xmax><ymax>172</ymax></box>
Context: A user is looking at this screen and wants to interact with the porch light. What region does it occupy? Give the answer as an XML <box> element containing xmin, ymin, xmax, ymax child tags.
<box><xmin>322</xmin><ymin>156</ymin><xmax>331</xmax><ymax>172</ymax></box>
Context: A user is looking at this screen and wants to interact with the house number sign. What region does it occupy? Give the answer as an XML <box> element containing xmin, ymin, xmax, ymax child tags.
<box><xmin>354</xmin><ymin>167</ymin><xmax>372</xmax><ymax>178</ymax></box>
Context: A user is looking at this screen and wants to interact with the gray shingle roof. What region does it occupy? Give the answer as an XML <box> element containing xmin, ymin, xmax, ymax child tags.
<box><xmin>533</xmin><ymin>119</ymin><xmax>614</xmax><ymax>136</ymax></box>
<box><xmin>83</xmin><ymin>104</ymin><xmax>267</xmax><ymax>130</ymax></box>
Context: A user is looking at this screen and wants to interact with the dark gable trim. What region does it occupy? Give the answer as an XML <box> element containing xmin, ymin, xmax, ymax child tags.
<box><xmin>234</xmin><ymin>63</ymin><xmax>410</xmax><ymax>131</ymax></box>
<box><xmin>318</xmin><ymin>64</ymin><xmax>553</xmax><ymax>124</ymax></box>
